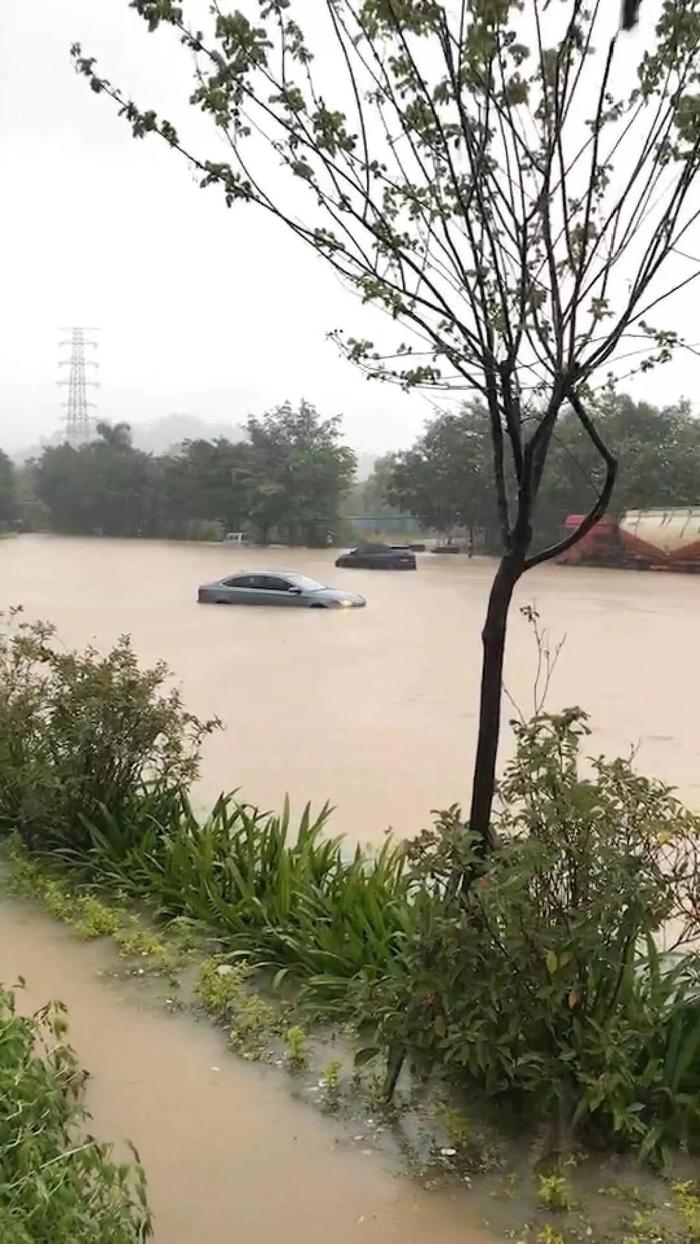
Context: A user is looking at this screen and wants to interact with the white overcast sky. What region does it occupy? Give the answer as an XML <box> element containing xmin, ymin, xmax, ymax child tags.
<box><xmin>0</xmin><ymin>0</ymin><xmax>698</xmax><ymax>454</ymax></box>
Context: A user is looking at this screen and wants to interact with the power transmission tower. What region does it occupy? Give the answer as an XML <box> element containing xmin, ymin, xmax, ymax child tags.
<box><xmin>58</xmin><ymin>327</ymin><xmax>99</xmax><ymax>445</ymax></box>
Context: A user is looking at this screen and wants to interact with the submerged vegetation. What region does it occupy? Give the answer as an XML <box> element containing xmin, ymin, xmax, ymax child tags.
<box><xmin>1</xmin><ymin>616</ymin><xmax>700</xmax><ymax>1172</ymax></box>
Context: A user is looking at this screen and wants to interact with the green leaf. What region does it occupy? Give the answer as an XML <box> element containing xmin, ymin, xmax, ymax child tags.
<box><xmin>545</xmin><ymin>949</ymin><xmax>559</xmax><ymax>976</ymax></box>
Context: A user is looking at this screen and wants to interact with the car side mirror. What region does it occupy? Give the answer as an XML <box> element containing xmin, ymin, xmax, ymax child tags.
<box><xmin>288</xmin><ymin>585</ymin><xmax>303</xmax><ymax>594</ymax></box>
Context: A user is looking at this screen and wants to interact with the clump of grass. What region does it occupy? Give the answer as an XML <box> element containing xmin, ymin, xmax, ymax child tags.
<box><xmin>229</xmin><ymin>993</ymin><xmax>279</xmax><ymax>1059</ymax></box>
<box><xmin>73</xmin><ymin>895</ymin><xmax>122</xmax><ymax>940</ymax></box>
<box><xmin>195</xmin><ymin>958</ymin><xmax>245</xmax><ymax>1019</ymax></box>
<box><xmin>114</xmin><ymin>922</ymin><xmax>189</xmax><ymax>976</ymax></box>
<box><xmin>599</xmin><ymin>1185</ymin><xmax>654</xmax><ymax>1209</ymax></box>
<box><xmin>320</xmin><ymin>1058</ymin><xmax>343</xmax><ymax>1109</ymax></box>
<box><xmin>434</xmin><ymin>1101</ymin><xmax>474</xmax><ymax>1150</ymax></box>
<box><xmin>432</xmin><ymin>1101</ymin><xmax>501</xmax><ymax>1172</ymax></box>
<box><xmin>537</xmin><ymin>1174</ymin><xmax>576</xmax><ymax>1212</ymax></box>
<box><xmin>537</xmin><ymin>1228</ymin><xmax>567</xmax><ymax>1244</ymax></box>
<box><xmin>7</xmin><ymin>849</ymin><xmax>120</xmax><ymax>937</ymax></box>
<box><xmin>41</xmin><ymin>877</ymin><xmax>76</xmax><ymax>923</ymax></box>
<box><xmin>195</xmin><ymin>958</ymin><xmax>281</xmax><ymax>1059</ymax></box>
<box><xmin>673</xmin><ymin>1183</ymin><xmax>700</xmax><ymax>1242</ymax></box>
<box><xmin>284</xmin><ymin>1025</ymin><xmax>309</xmax><ymax>1069</ymax></box>
<box><xmin>621</xmin><ymin>1210</ymin><xmax>669</xmax><ymax>1244</ymax></box>
<box><xmin>492</xmin><ymin>1171</ymin><xmax>521</xmax><ymax>1201</ymax></box>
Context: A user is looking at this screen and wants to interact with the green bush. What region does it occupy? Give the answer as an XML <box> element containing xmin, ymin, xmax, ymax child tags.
<box><xmin>0</xmin><ymin>985</ymin><xmax>150</xmax><ymax>1241</ymax></box>
<box><xmin>355</xmin><ymin>712</ymin><xmax>700</xmax><ymax>1160</ymax></box>
<box><xmin>0</xmin><ymin>611</ymin><xmax>218</xmax><ymax>851</ymax></box>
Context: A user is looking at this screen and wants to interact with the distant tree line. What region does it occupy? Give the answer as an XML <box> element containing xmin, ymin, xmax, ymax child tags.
<box><xmin>361</xmin><ymin>394</ymin><xmax>700</xmax><ymax>550</ymax></box>
<box><xmin>3</xmin><ymin>393</ymin><xmax>699</xmax><ymax>549</ymax></box>
<box><xmin>0</xmin><ymin>401</ymin><xmax>356</xmax><ymax>545</ymax></box>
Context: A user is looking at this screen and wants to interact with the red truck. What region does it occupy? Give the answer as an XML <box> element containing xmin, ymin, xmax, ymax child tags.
<box><xmin>558</xmin><ymin>508</ymin><xmax>700</xmax><ymax>572</ymax></box>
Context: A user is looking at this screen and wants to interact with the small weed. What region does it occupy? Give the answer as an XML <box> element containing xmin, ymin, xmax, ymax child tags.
<box><xmin>537</xmin><ymin>1174</ymin><xmax>576</xmax><ymax>1212</ymax></box>
<box><xmin>433</xmin><ymin>1101</ymin><xmax>474</xmax><ymax>1150</ymax></box>
<box><xmin>354</xmin><ymin>1069</ymin><xmax>401</xmax><ymax>1117</ymax></box>
<box><xmin>114</xmin><ymin>923</ymin><xmax>187</xmax><ymax>975</ymax></box>
<box><xmin>320</xmin><ymin>1059</ymin><xmax>343</xmax><ymax>1108</ymax></box>
<box><xmin>672</xmin><ymin>1183</ymin><xmax>700</xmax><ymax>1242</ymax></box>
<box><xmin>195</xmin><ymin>958</ymin><xmax>245</xmax><ymax>1019</ymax></box>
<box><xmin>284</xmin><ymin>1025</ymin><xmax>309</xmax><ymax>1069</ymax></box>
<box><xmin>193</xmin><ymin>959</ymin><xmax>281</xmax><ymax>1057</ymax></box>
<box><xmin>537</xmin><ymin>1228</ymin><xmax>567</xmax><ymax>1244</ymax></box>
<box><xmin>492</xmin><ymin>1171</ymin><xmax>521</xmax><ymax>1201</ymax></box>
<box><xmin>621</xmin><ymin>1211</ymin><xmax>669</xmax><ymax>1244</ymax></box>
<box><xmin>599</xmin><ymin>1185</ymin><xmax>654</xmax><ymax>1210</ymax></box>
<box><xmin>42</xmin><ymin>878</ymin><xmax>75</xmax><ymax>923</ymax></box>
<box><xmin>432</xmin><ymin>1101</ymin><xmax>501</xmax><ymax>1173</ymax></box>
<box><xmin>229</xmin><ymin>994</ymin><xmax>279</xmax><ymax>1058</ymax></box>
<box><xmin>320</xmin><ymin>1058</ymin><xmax>342</xmax><ymax>1090</ymax></box>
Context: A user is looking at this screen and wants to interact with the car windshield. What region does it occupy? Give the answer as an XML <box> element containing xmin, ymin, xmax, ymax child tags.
<box><xmin>285</xmin><ymin>573</ymin><xmax>326</xmax><ymax>592</ymax></box>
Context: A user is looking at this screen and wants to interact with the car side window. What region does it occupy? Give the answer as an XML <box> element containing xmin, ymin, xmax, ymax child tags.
<box><xmin>222</xmin><ymin>576</ymin><xmax>254</xmax><ymax>588</ymax></box>
<box><xmin>257</xmin><ymin>575</ymin><xmax>292</xmax><ymax>592</ymax></box>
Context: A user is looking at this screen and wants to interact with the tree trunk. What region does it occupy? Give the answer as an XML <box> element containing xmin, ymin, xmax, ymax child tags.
<box><xmin>468</xmin><ymin>553</ymin><xmax>523</xmax><ymax>847</ymax></box>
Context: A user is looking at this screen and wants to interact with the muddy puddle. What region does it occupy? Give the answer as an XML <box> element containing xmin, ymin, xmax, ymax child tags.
<box><xmin>0</xmin><ymin>899</ymin><xmax>490</xmax><ymax>1244</ymax></box>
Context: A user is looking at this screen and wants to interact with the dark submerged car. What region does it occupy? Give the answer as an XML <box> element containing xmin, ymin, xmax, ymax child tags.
<box><xmin>335</xmin><ymin>542</ymin><xmax>417</xmax><ymax>570</ymax></box>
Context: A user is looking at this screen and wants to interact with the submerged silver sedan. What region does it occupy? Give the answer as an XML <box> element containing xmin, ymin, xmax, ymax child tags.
<box><xmin>197</xmin><ymin>570</ymin><xmax>366</xmax><ymax>609</ymax></box>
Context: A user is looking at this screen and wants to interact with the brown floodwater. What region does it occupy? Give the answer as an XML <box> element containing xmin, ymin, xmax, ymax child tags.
<box><xmin>0</xmin><ymin>900</ymin><xmax>487</xmax><ymax>1244</ymax></box>
<box><xmin>1</xmin><ymin>534</ymin><xmax>698</xmax><ymax>1241</ymax></box>
<box><xmin>2</xmin><ymin>533</ymin><xmax>700</xmax><ymax>836</ymax></box>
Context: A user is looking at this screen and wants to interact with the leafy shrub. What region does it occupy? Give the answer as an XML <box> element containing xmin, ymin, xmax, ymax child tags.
<box><xmin>355</xmin><ymin>711</ymin><xmax>700</xmax><ymax>1160</ymax></box>
<box><xmin>0</xmin><ymin>985</ymin><xmax>150</xmax><ymax>1241</ymax></box>
<box><xmin>0</xmin><ymin>611</ymin><xmax>217</xmax><ymax>851</ymax></box>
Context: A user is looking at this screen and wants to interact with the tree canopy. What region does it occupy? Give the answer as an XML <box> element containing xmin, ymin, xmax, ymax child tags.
<box><xmin>379</xmin><ymin>393</ymin><xmax>700</xmax><ymax>546</ymax></box>
<box><xmin>385</xmin><ymin>403</ymin><xmax>496</xmax><ymax>538</ymax></box>
<box><xmin>0</xmin><ymin>450</ymin><xmax>16</xmax><ymax>527</ymax></box>
<box><xmin>30</xmin><ymin>401</ymin><xmax>355</xmax><ymax>544</ymax></box>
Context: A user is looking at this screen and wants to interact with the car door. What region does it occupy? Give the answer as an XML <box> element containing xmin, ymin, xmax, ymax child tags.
<box><xmin>253</xmin><ymin>574</ymin><xmax>302</xmax><ymax>606</ymax></box>
<box><xmin>220</xmin><ymin>575</ymin><xmax>259</xmax><ymax>604</ymax></box>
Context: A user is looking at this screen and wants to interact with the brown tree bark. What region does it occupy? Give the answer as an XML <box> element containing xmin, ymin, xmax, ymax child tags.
<box><xmin>467</xmin><ymin>552</ymin><xmax>524</xmax><ymax>846</ymax></box>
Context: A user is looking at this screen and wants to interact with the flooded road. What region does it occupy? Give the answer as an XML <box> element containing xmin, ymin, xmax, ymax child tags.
<box><xmin>0</xmin><ymin>900</ymin><xmax>484</xmax><ymax>1244</ymax></box>
<box><xmin>1</xmin><ymin>535</ymin><xmax>698</xmax><ymax>1242</ymax></box>
<box><xmin>2</xmin><ymin>533</ymin><xmax>700</xmax><ymax>838</ymax></box>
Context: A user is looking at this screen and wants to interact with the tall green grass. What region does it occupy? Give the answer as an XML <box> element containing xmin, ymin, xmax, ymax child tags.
<box><xmin>66</xmin><ymin>791</ymin><xmax>413</xmax><ymax>1008</ymax></box>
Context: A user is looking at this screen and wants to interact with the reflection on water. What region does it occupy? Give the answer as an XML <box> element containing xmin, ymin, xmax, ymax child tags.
<box><xmin>0</xmin><ymin>901</ymin><xmax>485</xmax><ymax>1244</ymax></box>
<box><xmin>2</xmin><ymin>534</ymin><xmax>700</xmax><ymax>840</ymax></box>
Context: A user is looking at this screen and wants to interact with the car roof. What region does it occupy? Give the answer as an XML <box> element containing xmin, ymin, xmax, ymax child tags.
<box><xmin>220</xmin><ymin>570</ymin><xmax>327</xmax><ymax>581</ymax></box>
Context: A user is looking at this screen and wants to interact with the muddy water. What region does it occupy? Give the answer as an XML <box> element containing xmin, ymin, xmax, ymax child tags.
<box><xmin>1</xmin><ymin>536</ymin><xmax>698</xmax><ymax>1240</ymax></box>
<box><xmin>2</xmin><ymin>534</ymin><xmax>699</xmax><ymax>837</ymax></box>
<box><xmin>0</xmin><ymin>900</ymin><xmax>485</xmax><ymax>1244</ymax></box>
